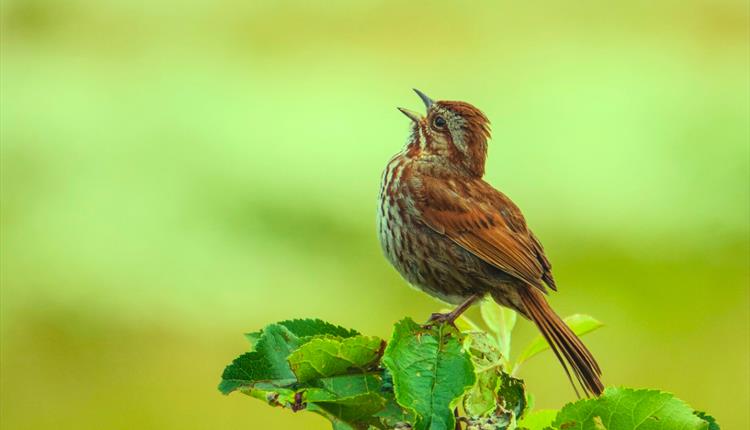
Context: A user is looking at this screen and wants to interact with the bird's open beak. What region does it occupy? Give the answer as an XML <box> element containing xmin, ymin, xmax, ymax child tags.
<box><xmin>397</xmin><ymin>89</ymin><xmax>434</xmax><ymax>122</ymax></box>
<box><xmin>413</xmin><ymin>88</ymin><xmax>434</xmax><ymax>108</ymax></box>
<box><xmin>397</xmin><ymin>107</ymin><xmax>422</xmax><ymax>123</ymax></box>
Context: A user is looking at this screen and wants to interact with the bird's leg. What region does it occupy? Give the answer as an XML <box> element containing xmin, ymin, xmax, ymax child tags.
<box><xmin>426</xmin><ymin>294</ymin><xmax>482</xmax><ymax>326</ymax></box>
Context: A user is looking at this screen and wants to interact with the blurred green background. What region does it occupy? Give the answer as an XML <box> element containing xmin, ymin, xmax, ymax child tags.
<box><xmin>1</xmin><ymin>0</ymin><xmax>748</xmax><ymax>428</ymax></box>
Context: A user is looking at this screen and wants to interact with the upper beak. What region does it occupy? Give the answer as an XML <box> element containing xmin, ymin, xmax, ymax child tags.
<box><xmin>398</xmin><ymin>107</ymin><xmax>422</xmax><ymax>123</ymax></box>
<box><xmin>413</xmin><ymin>88</ymin><xmax>434</xmax><ymax>108</ymax></box>
<box><xmin>398</xmin><ymin>88</ymin><xmax>434</xmax><ymax>122</ymax></box>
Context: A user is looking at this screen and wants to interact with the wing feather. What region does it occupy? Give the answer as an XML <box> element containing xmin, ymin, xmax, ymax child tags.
<box><xmin>410</xmin><ymin>176</ymin><xmax>554</xmax><ymax>292</ymax></box>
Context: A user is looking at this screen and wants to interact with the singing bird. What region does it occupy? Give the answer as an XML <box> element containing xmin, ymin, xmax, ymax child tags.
<box><xmin>377</xmin><ymin>89</ymin><xmax>603</xmax><ymax>396</ymax></box>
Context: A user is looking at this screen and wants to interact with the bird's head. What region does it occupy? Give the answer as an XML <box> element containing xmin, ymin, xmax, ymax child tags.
<box><xmin>399</xmin><ymin>89</ymin><xmax>491</xmax><ymax>177</ymax></box>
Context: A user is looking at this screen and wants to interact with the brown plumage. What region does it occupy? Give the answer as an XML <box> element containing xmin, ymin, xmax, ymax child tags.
<box><xmin>377</xmin><ymin>89</ymin><xmax>603</xmax><ymax>396</ymax></box>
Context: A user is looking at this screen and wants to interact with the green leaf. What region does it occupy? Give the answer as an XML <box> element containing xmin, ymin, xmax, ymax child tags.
<box><xmin>464</xmin><ymin>373</ymin><xmax>528</xmax><ymax>429</ymax></box>
<box><xmin>496</xmin><ymin>372</ymin><xmax>526</xmax><ymax>418</ymax></box>
<box><xmin>382</xmin><ymin>318</ymin><xmax>476</xmax><ymax>430</ymax></box>
<box><xmin>376</xmin><ymin>394</ymin><xmax>417</xmax><ymax>428</ymax></box>
<box><xmin>223</xmin><ymin>319</ymin><xmax>361</xmax><ymax>394</ymax></box>
<box><xmin>276</xmin><ymin>319</ymin><xmax>361</xmax><ymax>339</ymax></box>
<box><xmin>244</xmin><ymin>385</ymin><xmax>297</xmax><ymax>407</ymax></box>
<box><xmin>514</xmin><ymin>314</ymin><xmax>603</xmax><ymax>370</ymax></box>
<box><xmin>243</xmin><ymin>331</ymin><xmax>262</xmax><ymax>350</ymax></box>
<box><xmin>553</xmin><ymin>387</ymin><xmax>710</xmax><ymax>430</ymax></box>
<box><xmin>305</xmin><ymin>374</ymin><xmax>388</xmax><ymax>426</ymax></box>
<box><xmin>464</xmin><ymin>415</ymin><xmax>509</xmax><ymax>429</ymax></box>
<box><xmin>517</xmin><ymin>410</ymin><xmax>557</xmax><ymax>430</ymax></box>
<box><xmin>525</xmin><ymin>392</ymin><xmax>536</xmax><ymax>413</ymax></box>
<box><xmin>374</xmin><ymin>370</ymin><xmax>417</xmax><ymax>428</ymax></box>
<box><xmin>288</xmin><ymin>335</ymin><xmax>385</xmax><ymax>383</ymax></box>
<box><xmin>694</xmin><ymin>411</ymin><xmax>720</xmax><ymax>430</ymax></box>
<box><xmin>463</xmin><ymin>332</ymin><xmax>527</xmax><ymax>422</ymax></box>
<box><xmin>480</xmin><ymin>300</ymin><xmax>517</xmax><ymax>359</ymax></box>
<box><xmin>464</xmin><ymin>333</ymin><xmax>503</xmax><ymax>417</ymax></box>
<box><xmin>219</xmin><ymin>323</ymin><xmax>303</xmax><ymax>394</ymax></box>
<box><xmin>451</xmin><ymin>312</ymin><xmax>483</xmax><ymax>334</ymax></box>
<box><xmin>221</xmin><ymin>319</ymin><xmax>722</xmax><ymax>430</ymax></box>
<box><xmin>223</xmin><ymin>319</ymin><xmax>398</xmax><ymax>428</ymax></box>
<box><xmin>244</xmin><ymin>319</ymin><xmax>360</xmax><ymax>348</ymax></box>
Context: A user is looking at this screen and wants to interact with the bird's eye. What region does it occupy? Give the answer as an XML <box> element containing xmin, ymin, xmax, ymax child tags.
<box><xmin>433</xmin><ymin>116</ymin><xmax>447</xmax><ymax>128</ymax></box>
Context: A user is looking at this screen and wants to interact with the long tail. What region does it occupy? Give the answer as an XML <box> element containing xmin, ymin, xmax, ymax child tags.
<box><xmin>518</xmin><ymin>287</ymin><xmax>604</xmax><ymax>397</ymax></box>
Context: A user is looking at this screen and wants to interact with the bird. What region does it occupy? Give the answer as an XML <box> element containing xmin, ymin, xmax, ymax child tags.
<box><xmin>377</xmin><ymin>89</ymin><xmax>603</xmax><ymax>397</ymax></box>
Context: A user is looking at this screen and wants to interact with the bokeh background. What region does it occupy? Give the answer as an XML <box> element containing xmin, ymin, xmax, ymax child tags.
<box><xmin>1</xmin><ymin>0</ymin><xmax>748</xmax><ymax>428</ymax></box>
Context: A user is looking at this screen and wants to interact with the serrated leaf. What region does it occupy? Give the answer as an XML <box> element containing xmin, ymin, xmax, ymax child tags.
<box><xmin>222</xmin><ymin>319</ymin><xmax>399</xmax><ymax>428</ymax></box>
<box><xmin>219</xmin><ymin>350</ymin><xmax>295</xmax><ymax>395</ymax></box>
<box><xmin>517</xmin><ymin>410</ymin><xmax>557</xmax><ymax>430</ymax></box>
<box><xmin>694</xmin><ymin>411</ymin><xmax>720</xmax><ymax>430</ymax></box>
<box><xmin>553</xmin><ymin>387</ymin><xmax>710</xmax><ymax>430</ymax></box>
<box><xmin>514</xmin><ymin>314</ymin><xmax>603</xmax><ymax>370</ymax></box>
<box><xmin>277</xmin><ymin>319</ymin><xmax>361</xmax><ymax>339</ymax></box>
<box><xmin>382</xmin><ymin>318</ymin><xmax>476</xmax><ymax>430</ymax></box>
<box><xmin>480</xmin><ymin>300</ymin><xmax>517</xmax><ymax>359</ymax></box>
<box><xmin>223</xmin><ymin>319</ymin><xmax>361</xmax><ymax>394</ymax></box>
<box><xmin>243</xmin><ymin>331</ymin><xmax>262</xmax><ymax>350</ymax></box>
<box><xmin>289</xmin><ymin>335</ymin><xmax>385</xmax><ymax>383</ymax></box>
<box><xmin>219</xmin><ymin>324</ymin><xmax>303</xmax><ymax>394</ymax></box>
<box><xmin>244</xmin><ymin>319</ymin><xmax>360</xmax><ymax>348</ymax></box>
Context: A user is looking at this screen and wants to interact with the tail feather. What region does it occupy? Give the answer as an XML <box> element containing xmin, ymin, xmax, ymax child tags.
<box><xmin>518</xmin><ymin>288</ymin><xmax>604</xmax><ymax>397</ymax></box>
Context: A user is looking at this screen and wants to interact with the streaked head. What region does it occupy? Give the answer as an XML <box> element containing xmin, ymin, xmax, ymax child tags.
<box><xmin>398</xmin><ymin>89</ymin><xmax>491</xmax><ymax>177</ymax></box>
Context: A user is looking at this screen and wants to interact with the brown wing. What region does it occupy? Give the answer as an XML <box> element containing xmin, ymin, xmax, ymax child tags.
<box><xmin>410</xmin><ymin>176</ymin><xmax>555</xmax><ymax>292</ymax></box>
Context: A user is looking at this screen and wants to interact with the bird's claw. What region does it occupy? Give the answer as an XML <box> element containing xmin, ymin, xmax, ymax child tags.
<box><xmin>422</xmin><ymin>312</ymin><xmax>457</xmax><ymax>329</ymax></box>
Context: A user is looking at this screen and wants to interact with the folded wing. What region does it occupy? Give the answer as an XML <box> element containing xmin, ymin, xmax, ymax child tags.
<box><xmin>410</xmin><ymin>176</ymin><xmax>555</xmax><ymax>293</ymax></box>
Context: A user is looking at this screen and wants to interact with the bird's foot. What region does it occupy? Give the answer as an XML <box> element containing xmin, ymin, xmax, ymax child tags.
<box><xmin>423</xmin><ymin>312</ymin><xmax>457</xmax><ymax>329</ymax></box>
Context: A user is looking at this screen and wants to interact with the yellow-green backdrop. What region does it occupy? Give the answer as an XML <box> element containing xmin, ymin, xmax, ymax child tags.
<box><xmin>1</xmin><ymin>1</ymin><xmax>748</xmax><ymax>429</ymax></box>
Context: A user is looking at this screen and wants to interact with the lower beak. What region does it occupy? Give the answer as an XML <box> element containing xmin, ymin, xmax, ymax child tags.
<box><xmin>398</xmin><ymin>107</ymin><xmax>422</xmax><ymax>123</ymax></box>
